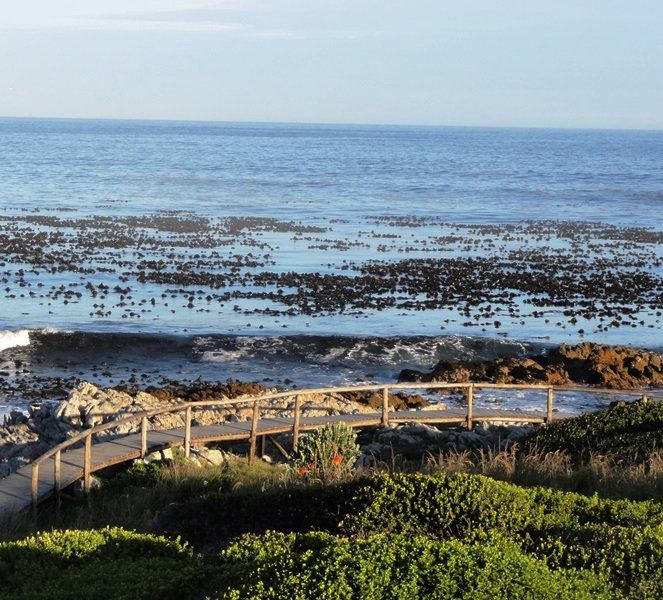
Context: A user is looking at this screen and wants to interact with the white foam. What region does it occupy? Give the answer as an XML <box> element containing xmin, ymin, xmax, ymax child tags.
<box><xmin>0</xmin><ymin>329</ymin><xmax>31</xmax><ymax>353</ymax></box>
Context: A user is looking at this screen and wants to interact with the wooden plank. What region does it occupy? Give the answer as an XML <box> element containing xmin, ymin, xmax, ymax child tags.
<box><xmin>248</xmin><ymin>400</ymin><xmax>260</xmax><ymax>465</ymax></box>
<box><xmin>382</xmin><ymin>387</ymin><xmax>389</xmax><ymax>427</ymax></box>
<box><xmin>466</xmin><ymin>385</ymin><xmax>473</xmax><ymax>430</ymax></box>
<box><xmin>83</xmin><ymin>435</ymin><xmax>91</xmax><ymax>495</ymax></box>
<box><xmin>140</xmin><ymin>416</ymin><xmax>148</xmax><ymax>458</ymax></box>
<box><xmin>184</xmin><ymin>406</ymin><xmax>192</xmax><ymax>458</ymax></box>
<box><xmin>293</xmin><ymin>394</ymin><xmax>302</xmax><ymax>451</ymax></box>
<box><xmin>54</xmin><ymin>450</ymin><xmax>61</xmax><ymax>500</ymax></box>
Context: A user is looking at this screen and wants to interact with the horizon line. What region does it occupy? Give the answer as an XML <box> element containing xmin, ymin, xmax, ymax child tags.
<box><xmin>1</xmin><ymin>114</ymin><xmax>661</xmax><ymax>134</ymax></box>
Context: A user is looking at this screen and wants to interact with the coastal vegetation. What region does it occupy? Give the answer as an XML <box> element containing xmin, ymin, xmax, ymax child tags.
<box><xmin>0</xmin><ymin>399</ymin><xmax>660</xmax><ymax>598</ymax></box>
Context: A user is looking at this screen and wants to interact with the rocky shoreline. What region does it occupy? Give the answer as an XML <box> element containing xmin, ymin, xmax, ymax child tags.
<box><xmin>0</xmin><ymin>380</ymin><xmax>443</xmax><ymax>477</ymax></box>
<box><xmin>1</xmin><ymin>341</ymin><xmax>661</xmax><ymax>478</ymax></box>
<box><xmin>399</xmin><ymin>342</ymin><xmax>663</xmax><ymax>389</ymax></box>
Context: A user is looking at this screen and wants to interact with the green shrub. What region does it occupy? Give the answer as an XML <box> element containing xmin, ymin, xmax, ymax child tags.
<box><xmin>292</xmin><ymin>423</ymin><xmax>360</xmax><ymax>482</ymax></box>
<box><xmin>340</xmin><ymin>472</ymin><xmax>663</xmax><ymax>537</ymax></box>
<box><xmin>0</xmin><ymin>527</ymin><xmax>207</xmax><ymax>600</ymax></box>
<box><xmin>338</xmin><ymin>473</ymin><xmax>663</xmax><ymax>593</ymax></box>
<box><xmin>532</xmin><ymin>523</ymin><xmax>663</xmax><ymax>598</ymax></box>
<box><xmin>210</xmin><ymin>531</ymin><xmax>610</xmax><ymax>599</ymax></box>
<box><xmin>524</xmin><ymin>399</ymin><xmax>663</xmax><ymax>461</ymax></box>
<box><xmin>105</xmin><ymin>460</ymin><xmax>164</xmax><ymax>489</ymax></box>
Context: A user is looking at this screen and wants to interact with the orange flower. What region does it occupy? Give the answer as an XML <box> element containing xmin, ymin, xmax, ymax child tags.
<box><xmin>331</xmin><ymin>453</ymin><xmax>344</xmax><ymax>466</ymax></box>
<box><xmin>309</xmin><ymin>462</ymin><xmax>317</xmax><ymax>470</ymax></box>
<box><xmin>297</xmin><ymin>465</ymin><xmax>309</xmax><ymax>475</ymax></box>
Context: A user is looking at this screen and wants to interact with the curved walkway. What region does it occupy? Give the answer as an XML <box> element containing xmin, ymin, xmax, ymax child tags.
<box><xmin>0</xmin><ymin>382</ymin><xmax>658</xmax><ymax>518</ymax></box>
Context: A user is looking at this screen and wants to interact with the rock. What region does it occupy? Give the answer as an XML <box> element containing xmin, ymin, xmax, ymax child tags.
<box><xmin>72</xmin><ymin>475</ymin><xmax>102</xmax><ymax>497</ymax></box>
<box><xmin>398</xmin><ymin>342</ymin><xmax>663</xmax><ymax>389</ymax></box>
<box><xmin>457</xmin><ymin>431</ymin><xmax>486</xmax><ymax>448</ymax></box>
<box><xmin>340</xmin><ymin>390</ymin><xmax>431</xmax><ymax>410</ymax></box>
<box><xmin>144</xmin><ymin>448</ymin><xmax>174</xmax><ymax>463</ymax></box>
<box><xmin>195</xmin><ymin>448</ymin><xmax>225</xmax><ymax>466</ymax></box>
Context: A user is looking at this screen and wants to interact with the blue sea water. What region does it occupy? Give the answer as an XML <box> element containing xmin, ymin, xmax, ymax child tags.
<box><xmin>0</xmin><ymin>118</ymin><xmax>661</xmax><ymax>408</ymax></box>
<box><xmin>1</xmin><ymin>118</ymin><xmax>661</xmax><ymax>224</ymax></box>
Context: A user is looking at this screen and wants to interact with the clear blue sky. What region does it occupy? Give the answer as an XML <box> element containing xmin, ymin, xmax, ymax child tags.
<box><xmin>1</xmin><ymin>1</ymin><xmax>661</xmax><ymax>129</ymax></box>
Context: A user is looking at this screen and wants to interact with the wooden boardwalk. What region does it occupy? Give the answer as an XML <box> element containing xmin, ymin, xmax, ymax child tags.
<box><xmin>0</xmin><ymin>406</ymin><xmax>543</xmax><ymax>518</ymax></box>
<box><xmin>0</xmin><ymin>380</ymin><xmax>657</xmax><ymax>519</ymax></box>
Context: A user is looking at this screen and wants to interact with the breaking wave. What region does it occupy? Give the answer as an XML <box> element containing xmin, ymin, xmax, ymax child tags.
<box><xmin>0</xmin><ymin>330</ymin><xmax>31</xmax><ymax>353</ymax></box>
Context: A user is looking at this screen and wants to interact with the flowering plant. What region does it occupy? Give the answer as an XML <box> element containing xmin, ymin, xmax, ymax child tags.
<box><xmin>291</xmin><ymin>423</ymin><xmax>360</xmax><ymax>483</ymax></box>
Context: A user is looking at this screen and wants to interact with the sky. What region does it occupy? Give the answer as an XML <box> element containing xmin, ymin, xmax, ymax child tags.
<box><xmin>0</xmin><ymin>1</ymin><xmax>661</xmax><ymax>129</ymax></box>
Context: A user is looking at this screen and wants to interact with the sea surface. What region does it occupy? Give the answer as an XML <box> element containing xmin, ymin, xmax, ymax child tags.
<box><xmin>0</xmin><ymin>118</ymin><xmax>661</xmax><ymax>413</ymax></box>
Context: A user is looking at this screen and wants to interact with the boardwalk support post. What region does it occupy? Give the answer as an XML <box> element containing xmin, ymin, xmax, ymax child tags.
<box><xmin>381</xmin><ymin>387</ymin><xmax>390</xmax><ymax>427</ymax></box>
<box><xmin>293</xmin><ymin>395</ymin><xmax>302</xmax><ymax>452</ymax></box>
<box><xmin>546</xmin><ymin>388</ymin><xmax>554</xmax><ymax>424</ymax></box>
<box><xmin>83</xmin><ymin>434</ymin><xmax>91</xmax><ymax>495</ymax></box>
<box><xmin>141</xmin><ymin>416</ymin><xmax>148</xmax><ymax>458</ymax></box>
<box><xmin>248</xmin><ymin>400</ymin><xmax>260</xmax><ymax>464</ymax></box>
<box><xmin>184</xmin><ymin>407</ymin><xmax>192</xmax><ymax>458</ymax></box>
<box><xmin>31</xmin><ymin>463</ymin><xmax>39</xmax><ymax>512</ymax></box>
<box><xmin>466</xmin><ymin>385</ymin><xmax>473</xmax><ymax>430</ymax></box>
<box><xmin>54</xmin><ymin>450</ymin><xmax>61</xmax><ymax>504</ymax></box>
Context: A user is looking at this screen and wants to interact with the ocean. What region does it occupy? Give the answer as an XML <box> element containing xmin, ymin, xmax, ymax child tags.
<box><xmin>1</xmin><ymin>118</ymin><xmax>661</xmax><ymax>413</ymax></box>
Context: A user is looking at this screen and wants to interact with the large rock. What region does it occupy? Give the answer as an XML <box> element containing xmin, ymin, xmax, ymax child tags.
<box><xmin>398</xmin><ymin>343</ymin><xmax>662</xmax><ymax>389</ymax></box>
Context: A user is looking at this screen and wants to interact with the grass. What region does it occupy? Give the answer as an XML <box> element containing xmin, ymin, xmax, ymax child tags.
<box><xmin>424</xmin><ymin>446</ymin><xmax>663</xmax><ymax>500</ymax></box>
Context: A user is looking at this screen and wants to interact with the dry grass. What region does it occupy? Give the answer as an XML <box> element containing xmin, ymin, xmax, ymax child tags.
<box><xmin>425</xmin><ymin>446</ymin><xmax>663</xmax><ymax>500</ymax></box>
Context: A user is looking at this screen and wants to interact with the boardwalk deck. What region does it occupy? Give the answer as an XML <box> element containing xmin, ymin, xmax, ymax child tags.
<box><xmin>0</xmin><ymin>406</ymin><xmax>545</xmax><ymax>517</ymax></box>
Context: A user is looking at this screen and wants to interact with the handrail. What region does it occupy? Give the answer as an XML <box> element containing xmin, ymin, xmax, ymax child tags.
<box><xmin>25</xmin><ymin>380</ymin><xmax>662</xmax><ymax>509</ymax></box>
<box><xmin>31</xmin><ymin>381</ymin><xmax>661</xmax><ymax>467</ymax></box>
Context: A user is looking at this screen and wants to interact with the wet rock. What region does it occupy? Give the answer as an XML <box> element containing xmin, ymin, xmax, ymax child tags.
<box><xmin>399</xmin><ymin>342</ymin><xmax>663</xmax><ymax>389</ymax></box>
<box><xmin>341</xmin><ymin>390</ymin><xmax>430</xmax><ymax>410</ymax></box>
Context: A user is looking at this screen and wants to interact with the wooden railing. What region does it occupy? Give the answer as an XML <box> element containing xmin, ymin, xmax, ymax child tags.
<box><xmin>29</xmin><ymin>382</ymin><xmax>661</xmax><ymax>508</ymax></box>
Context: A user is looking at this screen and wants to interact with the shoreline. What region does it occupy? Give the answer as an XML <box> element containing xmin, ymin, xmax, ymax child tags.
<box><xmin>1</xmin><ymin>333</ymin><xmax>661</xmax><ymax>412</ymax></box>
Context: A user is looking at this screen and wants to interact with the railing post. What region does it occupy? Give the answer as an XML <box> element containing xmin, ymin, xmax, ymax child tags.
<box><xmin>546</xmin><ymin>388</ymin><xmax>554</xmax><ymax>424</ymax></box>
<box><xmin>83</xmin><ymin>433</ymin><xmax>91</xmax><ymax>495</ymax></box>
<box><xmin>184</xmin><ymin>406</ymin><xmax>192</xmax><ymax>458</ymax></box>
<box><xmin>466</xmin><ymin>384</ymin><xmax>473</xmax><ymax>430</ymax></box>
<box><xmin>141</xmin><ymin>416</ymin><xmax>148</xmax><ymax>458</ymax></box>
<box><xmin>381</xmin><ymin>387</ymin><xmax>390</xmax><ymax>427</ymax></box>
<box><xmin>31</xmin><ymin>463</ymin><xmax>39</xmax><ymax>512</ymax></box>
<box><xmin>293</xmin><ymin>394</ymin><xmax>302</xmax><ymax>452</ymax></box>
<box><xmin>248</xmin><ymin>400</ymin><xmax>260</xmax><ymax>464</ymax></box>
<box><xmin>54</xmin><ymin>450</ymin><xmax>61</xmax><ymax>503</ymax></box>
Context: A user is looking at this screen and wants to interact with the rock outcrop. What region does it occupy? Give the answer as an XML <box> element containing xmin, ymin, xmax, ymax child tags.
<box><xmin>399</xmin><ymin>343</ymin><xmax>663</xmax><ymax>389</ymax></box>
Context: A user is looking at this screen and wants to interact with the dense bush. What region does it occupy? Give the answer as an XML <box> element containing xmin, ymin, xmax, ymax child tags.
<box><xmin>340</xmin><ymin>472</ymin><xmax>663</xmax><ymax>536</ymax></box>
<box><xmin>211</xmin><ymin>531</ymin><xmax>610</xmax><ymax>599</ymax></box>
<box><xmin>3</xmin><ymin>470</ymin><xmax>661</xmax><ymax>598</ymax></box>
<box><xmin>535</xmin><ymin>523</ymin><xmax>663</xmax><ymax>598</ymax></box>
<box><xmin>0</xmin><ymin>527</ymin><xmax>207</xmax><ymax>600</ymax></box>
<box><xmin>339</xmin><ymin>473</ymin><xmax>663</xmax><ymax>592</ymax></box>
<box><xmin>524</xmin><ymin>399</ymin><xmax>662</xmax><ymax>461</ymax></box>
